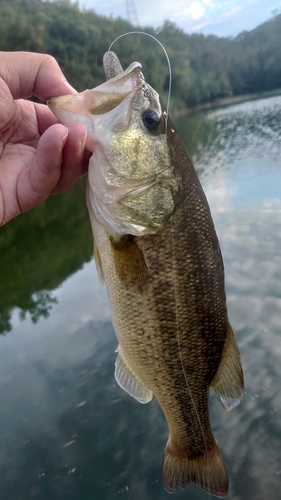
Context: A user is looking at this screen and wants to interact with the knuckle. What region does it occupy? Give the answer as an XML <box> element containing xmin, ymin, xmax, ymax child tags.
<box><xmin>42</xmin><ymin>53</ymin><xmax>58</xmax><ymax>68</ymax></box>
<box><xmin>0</xmin><ymin>78</ymin><xmax>16</xmax><ymax>132</ymax></box>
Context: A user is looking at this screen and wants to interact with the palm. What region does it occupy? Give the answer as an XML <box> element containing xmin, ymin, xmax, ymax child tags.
<box><xmin>0</xmin><ymin>99</ymin><xmax>89</xmax><ymax>225</ymax></box>
<box><xmin>0</xmin><ymin>51</ymin><xmax>90</xmax><ymax>226</ymax></box>
<box><xmin>1</xmin><ymin>100</ymin><xmax>41</xmax><ymax>184</ymax></box>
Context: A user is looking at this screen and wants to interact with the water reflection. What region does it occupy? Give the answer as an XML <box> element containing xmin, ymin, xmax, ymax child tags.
<box><xmin>176</xmin><ymin>95</ymin><xmax>281</xmax><ymax>170</ymax></box>
<box><xmin>210</xmin><ymin>212</ymin><xmax>281</xmax><ymax>500</ymax></box>
<box><xmin>0</xmin><ymin>177</ymin><xmax>93</xmax><ymax>333</ymax></box>
<box><xmin>174</xmin><ymin>96</ymin><xmax>281</xmax><ymax>220</ymax></box>
<box><xmin>0</xmin><ymin>95</ymin><xmax>281</xmax><ymax>499</ymax></box>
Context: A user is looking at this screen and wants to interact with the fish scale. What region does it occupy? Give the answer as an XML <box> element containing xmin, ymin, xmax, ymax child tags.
<box><xmin>48</xmin><ymin>50</ymin><xmax>244</xmax><ymax>497</ymax></box>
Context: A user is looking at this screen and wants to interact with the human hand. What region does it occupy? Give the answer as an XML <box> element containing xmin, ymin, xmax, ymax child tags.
<box><xmin>0</xmin><ymin>51</ymin><xmax>91</xmax><ymax>226</ymax></box>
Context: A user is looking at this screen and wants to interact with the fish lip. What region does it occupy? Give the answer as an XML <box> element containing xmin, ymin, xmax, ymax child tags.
<box><xmin>47</xmin><ymin>94</ymin><xmax>84</xmax><ymax>114</ymax></box>
<box><xmin>46</xmin><ymin>94</ymin><xmax>76</xmax><ymax>110</ymax></box>
<box><xmin>86</xmin><ymin>64</ymin><xmax>146</xmax><ymax>120</ymax></box>
<box><xmin>92</xmin><ymin>64</ymin><xmax>145</xmax><ymax>118</ymax></box>
<box><xmin>103</xmin><ymin>61</ymin><xmax>143</xmax><ymax>86</ymax></box>
<box><xmin>47</xmin><ymin>94</ymin><xmax>94</xmax><ymax>136</ymax></box>
<box><xmin>47</xmin><ymin>63</ymin><xmax>145</xmax><ymax>120</ymax></box>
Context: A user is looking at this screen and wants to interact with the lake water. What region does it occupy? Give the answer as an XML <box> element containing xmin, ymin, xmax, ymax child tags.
<box><xmin>1</xmin><ymin>95</ymin><xmax>281</xmax><ymax>500</ymax></box>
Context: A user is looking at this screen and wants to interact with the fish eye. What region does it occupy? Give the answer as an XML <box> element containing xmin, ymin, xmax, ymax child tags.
<box><xmin>142</xmin><ymin>109</ymin><xmax>162</xmax><ymax>132</ymax></box>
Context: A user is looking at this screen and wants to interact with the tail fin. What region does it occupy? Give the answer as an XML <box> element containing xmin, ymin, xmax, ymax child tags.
<box><xmin>162</xmin><ymin>438</ymin><xmax>228</xmax><ymax>498</ymax></box>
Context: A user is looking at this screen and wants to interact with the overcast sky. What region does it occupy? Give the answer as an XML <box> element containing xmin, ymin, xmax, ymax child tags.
<box><xmin>79</xmin><ymin>0</ymin><xmax>281</xmax><ymax>37</ymax></box>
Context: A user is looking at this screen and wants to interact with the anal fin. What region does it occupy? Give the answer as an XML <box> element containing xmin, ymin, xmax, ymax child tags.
<box><xmin>115</xmin><ymin>345</ymin><xmax>153</xmax><ymax>404</ymax></box>
<box><xmin>211</xmin><ymin>321</ymin><xmax>244</xmax><ymax>412</ymax></box>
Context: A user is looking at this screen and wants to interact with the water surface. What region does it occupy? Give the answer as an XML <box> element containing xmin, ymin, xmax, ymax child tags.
<box><xmin>1</xmin><ymin>95</ymin><xmax>281</xmax><ymax>500</ymax></box>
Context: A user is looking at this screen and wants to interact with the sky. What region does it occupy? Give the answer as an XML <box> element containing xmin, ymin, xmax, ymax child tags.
<box><xmin>79</xmin><ymin>0</ymin><xmax>281</xmax><ymax>38</ymax></box>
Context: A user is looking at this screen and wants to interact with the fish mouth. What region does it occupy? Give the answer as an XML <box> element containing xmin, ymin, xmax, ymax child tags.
<box><xmin>47</xmin><ymin>59</ymin><xmax>144</xmax><ymax>128</ymax></box>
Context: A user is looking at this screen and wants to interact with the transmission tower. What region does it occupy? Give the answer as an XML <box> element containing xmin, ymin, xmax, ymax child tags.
<box><xmin>126</xmin><ymin>0</ymin><xmax>139</xmax><ymax>26</ymax></box>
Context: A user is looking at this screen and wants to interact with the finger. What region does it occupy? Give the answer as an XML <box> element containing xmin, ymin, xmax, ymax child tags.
<box><xmin>35</xmin><ymin>101</ymin><xmax>61</xmax><ymax>135</ymax></box>
<box><xmin>35</xmin><ymin>106</ymin><xmax>91</xmax><ymax>179</ymax></box>
<box><xmin>0</xmin><ymin>52</ymin><xmax>76</xmax><ymax>101</ymax></box>
<box><xmin>0</xmin><ymin>76</ymin><xmax>17</xmax><ymax>132</ymax></box>
<box><xmin>51</xmin><ymin>120</ymin><xmax>89</xmax><ymax>194</ymax></box>
<box><xmin>17</xmin><ymin>124</ymin><xmax>68</xmax><ymax>213</ymax></box>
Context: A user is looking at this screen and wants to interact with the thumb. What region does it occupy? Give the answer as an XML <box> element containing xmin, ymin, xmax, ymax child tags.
<box><xmin>0</xmin><ymin>77</ymin><xmax>17</xmax><ymax>133</ymax></box>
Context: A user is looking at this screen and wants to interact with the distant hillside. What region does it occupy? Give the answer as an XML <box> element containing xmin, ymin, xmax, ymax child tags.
<box><xmin>0</xmin><ymin>0</ymin><xmax>280</xmax><ymax>109</ymax></box>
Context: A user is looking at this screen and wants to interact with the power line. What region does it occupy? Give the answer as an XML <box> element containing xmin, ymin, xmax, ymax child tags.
<box><xmin>126</xmin><ymin>0</ymin><xmax>139</xmax><ymax>26</ymax></box>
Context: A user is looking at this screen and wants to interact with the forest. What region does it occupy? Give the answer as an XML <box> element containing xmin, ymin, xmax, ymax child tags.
<box><xmin>0</xmin><ymin>0</ymin><xmax>280</xmax><ymax>110</ymax></box>
<box><xmin>0</xmin><ymin>0</ymin><xmax>280</xmax><ymax>332</ymax></box>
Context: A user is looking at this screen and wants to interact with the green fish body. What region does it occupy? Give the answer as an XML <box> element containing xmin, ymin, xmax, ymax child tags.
<box><xmin>48</xmin><ymin>51</ymin><xmax>244</xmax><ymax>497</ymax></box>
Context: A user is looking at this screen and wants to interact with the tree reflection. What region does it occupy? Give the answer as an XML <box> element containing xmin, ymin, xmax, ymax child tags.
<box><xmin>19</xmin><ymin>290</ymin><xmax>58</xmax><ymax>324</ymax></box>
<box><xmin>0</xmin><ymin>177</ymin><xmax>93</xmax><ymax>334</ymax></box>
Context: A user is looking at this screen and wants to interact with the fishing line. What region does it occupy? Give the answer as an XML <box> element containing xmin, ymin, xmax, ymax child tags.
<box><xmin>108</xmin><ymin>31</ymin><xmax>172</xmax><ymax>133</ymax></box>
<box><xmin>108</xmin><ymin>33</ymin><xmax>210</xmax><ymax>496</ymax></box>
<box><xmin>170</xmin><ymin>217</ymin><xmax>211</xmax><ymax>497</ymax></box>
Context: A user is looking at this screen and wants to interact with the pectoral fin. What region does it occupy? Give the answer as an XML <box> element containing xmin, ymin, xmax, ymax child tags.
<box><xmin>94</xmin><ymin>244</ymin><xmax>105</xmax><ymax>284</ymax></box>
<box><xmin>110</xmin><ymin>235</ymin><xmax>149</xmax><ymax>289</ymax></box>
<box><xmin>115</xmin><ymin>345</ymin><xmax>153</xmax><ymax>404</ymax></box>
<box><xmin>211</xmin><ymin>321</ymin><xmax>244</xmax><ymax>412</ymax></box>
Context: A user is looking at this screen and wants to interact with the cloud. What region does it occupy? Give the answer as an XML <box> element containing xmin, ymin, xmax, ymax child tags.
<box><xmin>84</xmin><ymin>0</ymin><xmax>280</xmax><ymax>37</ymax></box>
<box><xmin>262</xmin><ymin>198</ymin><xmax>281</xmax><ymax>212</ymax></box>
<box><xmin>182</xmin><ymin>2</ymin><xmax>207</xmax><ymax>20</ymax></box>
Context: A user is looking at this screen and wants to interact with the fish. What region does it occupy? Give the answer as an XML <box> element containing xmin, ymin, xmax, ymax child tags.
<box><xmin>48</xmin><ymin>50</ymin><xmax>244</xmax><ymax>497</ymax></box>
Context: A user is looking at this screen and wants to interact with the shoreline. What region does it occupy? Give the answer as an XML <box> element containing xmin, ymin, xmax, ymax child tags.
<box><xmin>178</xmin><ymin>88</ymin><xmax>281</xmax><ymax>115</ymax></box>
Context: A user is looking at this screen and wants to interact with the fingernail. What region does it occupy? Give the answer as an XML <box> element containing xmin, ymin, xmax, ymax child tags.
<box><xmin>61</xmin><ymin>127</ymin><xmax>69</xmax><ymax>145</ymax></box>
<box><xmin>78</xmin><ymin>125</ymin><xmax>87</xmax><ymax>153</ymax></box>
<box><xmin>81</xmin><ymin>125</ymin><xmax>87</xmax><ymax>146</ymax></box>
<box><xmin>64</xmin><ymin>79</ymin><xmax>77</xmax><ymax>94</ymax></box>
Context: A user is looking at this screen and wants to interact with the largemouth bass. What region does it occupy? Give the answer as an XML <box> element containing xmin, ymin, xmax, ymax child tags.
<box><xmin>48</xmin><ymin>51</ymin><xmax>244</xmax><ymax>497</ymax></box>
